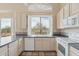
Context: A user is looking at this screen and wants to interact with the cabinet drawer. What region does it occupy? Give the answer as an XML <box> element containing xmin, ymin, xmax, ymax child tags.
<box><xmin>24</xmin><ymin>38</ymin><xmax>34</xmax><ymax>50</ymax></box>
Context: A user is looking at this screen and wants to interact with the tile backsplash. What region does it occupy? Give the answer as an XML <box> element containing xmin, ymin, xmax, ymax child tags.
<box><xmin>66</xmin><ymin>32</ymin><xmax>79</xmax><ymax>42</ymax></box>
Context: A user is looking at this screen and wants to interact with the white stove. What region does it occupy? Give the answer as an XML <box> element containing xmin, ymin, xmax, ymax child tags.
<box><xmin>56</xmin><ymin>32</ymin><xmax>79</xmax><ymax>56</ymax></box>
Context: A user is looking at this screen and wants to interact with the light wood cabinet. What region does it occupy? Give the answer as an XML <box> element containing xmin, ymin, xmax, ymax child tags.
<box><xmin>50</xmin><ymin>38</ymin><xmax>56</xmax><ymax>51</ymax></box>
<box><xmin>42</xmin><ymin>38</ymin><xmax>50</xmax><ymax>51</ymax></box>
<box><xmin>35</xmin><ymin>38</ymin><xmax>43</xmax><ymax>50</ymax></box>
<box><xmin>24</xmin><ymin>38</ymin><xmax>34</xmax><ymax>51</ymax></box>
<box><xmin>0</xmin><ymin>45</ymin><xmax>8</xmax><ymax>56</ymax></box>
<box><xmin>18</xmin><ymin>38</ymin><xmax>24</xmax><ymax>55</ymax></box>
<box><xmin>63</xmin><ymin>4</ymin><xmax>70</xmax><ymax>18</ymax></box>
<box><xmin>70</xmin><ymin>3</ymin><xmax>79</xmax><ymax>16</ymax></box>
<box><xmin>9</xmin><ymin>40</ymin><xmax>18</xmax><ymax>56</ymax></box>
<box><xmin>35</xmin><ymin>38</ymin><xmax>56</xmax><ymax>51</ymax></box>
<box><xmin>24</xmin><ymin>38</ymin><xmax>56</xmax><ymax>51</ymax></box>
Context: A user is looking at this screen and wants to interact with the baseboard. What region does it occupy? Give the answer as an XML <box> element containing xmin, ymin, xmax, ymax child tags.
<box><xmin>23</xmin><ymin>50</ymin><xmax>56</xmax><ymax>52</ymax></box>
<box><xmin>19</xmin><ymin>50</ymin><xmax>57</xmax><ymax>56</ymax></box>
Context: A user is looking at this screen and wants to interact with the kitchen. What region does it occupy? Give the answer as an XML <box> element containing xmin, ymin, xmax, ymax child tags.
<box><xmin>0</xmin><ymin>3</ymin><xmax>79</xmax><ymax>56</ymax></box>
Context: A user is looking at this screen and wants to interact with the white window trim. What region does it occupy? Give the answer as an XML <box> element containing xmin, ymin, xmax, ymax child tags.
<box><xmin>28</xmin><ymin>15</ymin><xmax>53</xmax><ymax>37</ymax></box>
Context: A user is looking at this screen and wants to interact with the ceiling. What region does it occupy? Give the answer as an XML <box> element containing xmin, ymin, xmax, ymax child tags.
<box><xmin>28</xmin><ymin>3</ymin><xmax>52</xmax><ymax>13</ymax></box>
<box><xmin>0</xmin><ymin>3</ymin><xmax>61</xmax><ymax>15</ymax></box>
<box><xmin>24</xmin><ymin>3</ymin><xmax>61</xmax><ymax>15</ymax></box>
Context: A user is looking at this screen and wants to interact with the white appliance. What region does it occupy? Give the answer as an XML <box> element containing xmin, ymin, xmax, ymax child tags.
<box><xmin>56</xmin><ymin>32</ymin><xmax>79</xmax><ymax>56</ymax></box>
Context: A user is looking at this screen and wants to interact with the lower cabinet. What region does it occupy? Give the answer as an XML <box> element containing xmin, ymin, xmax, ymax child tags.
<box><xmin>9</xmin><ymin>40</ymin><xmax>18</xmax><ymax>56</ymax></box>
<box><xmin>35</xmin><ymin>38</ymin><xmax>43</xmax><ymax>50</ymax></box>
<box><xmin>0</xmin><ymin>38</ymin><xmax>24</xmax><ymax>56</ymax></box>
<box><xmin>18</xmin><ymin>38</ymin><xmax>24</xmax><ymax>55</ymax></box>
<box><xmin>24</xmin><ymin>38</ymin><xmax>34</xmax><ymax>51</ymax></box>
<box><xmin>42</xmin><ymin>38</ymin><xmax>50</xmax><ymax>51</ymax></box>
<box><xmin>50</xmin><ymin>38</ymin><xmax>57</xmax><ymax>51</ymax></box>
<box><xmin>35</xmin><ymin>38</ymin><xmax>56</xmax><ymax>51</ymax></box>
<box><xmin>0</xmin><ymin>45</ymin><xmax>8</xmax><ymax>56</ymax></box>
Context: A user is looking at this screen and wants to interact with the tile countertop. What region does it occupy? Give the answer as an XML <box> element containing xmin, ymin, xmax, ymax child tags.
<box><xmin>0</xmin><ymin>34</ymin><xmax>68</xmax><ymax>48</ymax></box>
<box><xmin>56</xmin><ymin>37</ymin><xmax>79</xmax><ymax>43</ymax></box>
<box><xmin>0</xmin><ymin>36</ymin><xmax>20</xmax><ymax>47</ymax></box>
<box><xmin>0</xmin><ymin>35</ymin><xmax>56</xmax><ymax>48</ymax></box>
<box><xmin>16</xmin><ymin>33</ymin><xmax>69</xmax><ymax>38</ymax></box>
<box><xmin>0</xmin><ymin>33</ymin><xmax>79</xmax><ymax>48</ymax></box>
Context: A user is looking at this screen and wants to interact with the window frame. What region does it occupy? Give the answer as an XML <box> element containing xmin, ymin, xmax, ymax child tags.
<box><xmin>28</xmin><ymin>15</ymin><xmax>53</xmax><ymax>37</ymax></box>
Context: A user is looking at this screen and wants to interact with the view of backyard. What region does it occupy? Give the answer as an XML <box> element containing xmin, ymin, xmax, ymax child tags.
<box><xmin>0</xmin><ymin>17</ymin><xmax>12</xmax><ymax>45</ymax></box>
<box><xmin>32</xmin><ymin>23</ymin><xmax>49</xmax><ymax>35</ymax></box>
<box><xmin>1</xmin><ymin>26</ymin><xmax>11</xmax><ymax>37</ymax></box>
<box><xmin>31</xmin><ymin>16</ymin><xmax>50</xmax><ymax>35</ymax></box>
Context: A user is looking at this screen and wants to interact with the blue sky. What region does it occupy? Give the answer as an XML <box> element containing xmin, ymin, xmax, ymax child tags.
<box><xmin>1</xmin><ymin>18</ymin><xmax>11</xmax><ymax>28</ymax></box>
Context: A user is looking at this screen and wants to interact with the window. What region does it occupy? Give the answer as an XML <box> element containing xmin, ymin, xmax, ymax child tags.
<box><xmin>28</xmin><ymin>15</ymin><xmax>53</xmax><ymax>37</ymax></box>
<box><xmin>0</xmin><ymin>17</ymin><xmax>12</xmax><ymax>44</ymax></box>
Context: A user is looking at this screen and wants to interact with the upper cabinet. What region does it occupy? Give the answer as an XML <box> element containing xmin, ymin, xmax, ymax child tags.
<box><xmin>63</xmin><ymin>4</ymin><xmax>70</xmax><ymax>18</ymax></box>
<box><xmin>57</xmin><ymin>3</ymin><xmax>79</xmax><ymax>29</ymax></box>
<box><xmin>70</xmin><ymin>3</ymin><xmax>79</xmax><ymax>16</ymax></box>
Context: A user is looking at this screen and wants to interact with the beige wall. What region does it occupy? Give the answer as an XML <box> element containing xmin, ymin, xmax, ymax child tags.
<box><xmin>0</xmin><ymin>3</ymin><xmax>62</xmax><ymax>33</ymax></box>
<box><xmin>0</xmin><ymin>4</ymin><xmax>27</xmax><ymax>33</ymax></box>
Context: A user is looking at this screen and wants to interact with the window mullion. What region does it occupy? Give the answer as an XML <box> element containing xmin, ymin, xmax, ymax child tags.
<box><xmin>0</xmin><ymin>18</ymin><xmax>1</xmax><ymax>44</ymax></box>
<box><xmin>40</xmin><ymin>17</ymin><xmax>42</xmax><ymax>34</ymax></box>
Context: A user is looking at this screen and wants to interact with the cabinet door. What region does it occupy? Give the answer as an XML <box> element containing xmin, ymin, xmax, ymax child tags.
<box><xmin>0</xmin><ymin>45</ymin><xmax>8</xmax><ymax>56</ymax></box>
<box><xmin>18</xmin><ymin>38</ymin><xmax>23</xmax><ymax>55</ymax></box>
<box><xmin>24</xmin><ymin>38</ymin><xmax>34</xmax><ymax>51</ymax></box>
<box><xmin>9</xmin><ymin>40</ymin><xmax>18</xmax><ymax>56</ymax></box>
<box><xmin>50</xmin><ymin>38</ymin><xmax>56</xmax><ymax>51</ymax></box>
<box><xmin>63</xmin><ymin>4</ymin><xmax>70</xmax><ymax>18</ymax></box>
<box><xmin>42</xmin><ymin>38</ymin><xmax>50</xmax><ymax>51</ymax></box>
<box><xmin>35</xmin><ymin>38</ymin><xmax>43</xmax><ymax>51</ymax></box>
<box><xmin>70</xmin><ymin>3</ymin><xmax>79</xmax><ymax>16</ymax></box>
